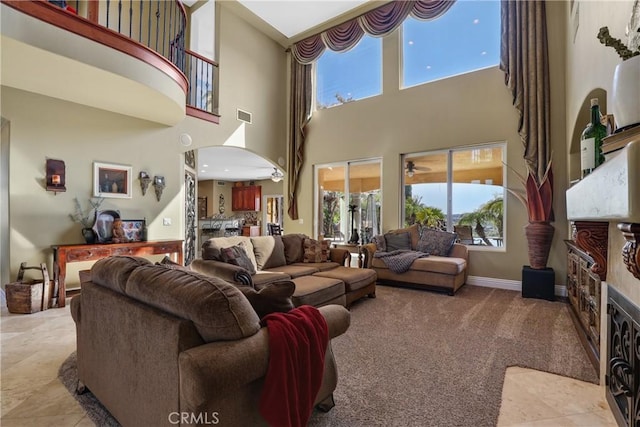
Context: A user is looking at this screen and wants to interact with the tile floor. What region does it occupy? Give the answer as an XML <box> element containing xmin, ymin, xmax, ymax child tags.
<box><xmin>1</xmin><ymin>298</ymin><xmax>618</xmax><ymax>426</ymax></box>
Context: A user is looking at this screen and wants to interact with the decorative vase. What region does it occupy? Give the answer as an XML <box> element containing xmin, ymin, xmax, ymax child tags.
<box><xmin>82</xmin><ymin>228</ymin><xmax>97</xmax><ymax>245</ymax></box>
<box><xmin>524</xmin><ymin>222</ymin><xmax>555</xmax><ymax>269</ymax></box>
<box><xmin>611</xmin><ymin>55</ymin><xmax>640</xmax><ymax>131</ymax></box>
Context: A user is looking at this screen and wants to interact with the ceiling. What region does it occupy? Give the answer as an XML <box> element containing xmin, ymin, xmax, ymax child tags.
<box><xmin>194</xmin><ymin>0</ymin><xmax>369</xmax><ymax>182</ymax></box>
<box><xmin>237</xmin><ymin>0</ymin><xmax>368</xmax><ymax>38</ymax></box>
<box><xmin>197</xmin><ymin>146</ymin><xmax>283</xmax><ymax>181</ymax></box>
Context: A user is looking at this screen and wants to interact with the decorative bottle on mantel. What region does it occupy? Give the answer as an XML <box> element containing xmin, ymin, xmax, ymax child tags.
<box><xmin>580</xmin><ymin>98</ymin><xmax>607</xmax><ymax>178</ymax></box>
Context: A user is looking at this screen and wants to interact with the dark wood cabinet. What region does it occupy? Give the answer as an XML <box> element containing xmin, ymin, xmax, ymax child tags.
<box><xmin>565</xmin><ymin>240</ymin><xmax>601</xmax><ymax>373</ymax></box>
<box><xmin>242</xmin><ymin>225</ymin><xmax>260</xmax><ymax>237</ymax></box>
<box><xmin>232</xmin><ymin>185</ymin><xmax>261</xmax><ymax>211</ymax></box>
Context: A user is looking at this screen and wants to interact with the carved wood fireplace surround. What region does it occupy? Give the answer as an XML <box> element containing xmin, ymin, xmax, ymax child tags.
<box><xmin>566</xmin><ymin>129</ymin><xmax>639</xmax><ymax>427</ymax></box>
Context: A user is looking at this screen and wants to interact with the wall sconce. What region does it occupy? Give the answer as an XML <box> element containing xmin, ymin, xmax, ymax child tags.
<box><xmin>153</xmin><ymin>175</ymin><xmax>165</xmax><ymax>202</ymax></box>
<box><xmin>139</xmin><ymin>171</ymin><xmax>152</xmax><ymax>196</ymax></box>
<box><xmin>46</xmin><ymin>158</ymin><xmax>66</xmax><ymax>194</ymax></box>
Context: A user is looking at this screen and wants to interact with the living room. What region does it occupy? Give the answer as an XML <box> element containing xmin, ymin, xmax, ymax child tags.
<box><xmin>2</xmin><ymin>0</ymin><xmax>639</xmax><ymax>426</ymax></box>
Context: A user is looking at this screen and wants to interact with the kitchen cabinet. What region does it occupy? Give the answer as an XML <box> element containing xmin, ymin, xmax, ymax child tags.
<box><xmin>242</xmin><ymin>225</ymin><xmax>261</xmax><ymax>237</ymax></box>
<box><xmin>232</xmin><ymin>185</ymin><xmax>261</xmax><ymax>211</ymax></box>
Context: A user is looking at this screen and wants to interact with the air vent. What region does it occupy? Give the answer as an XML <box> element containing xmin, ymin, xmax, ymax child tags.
<box><xmin>217</xmin><ymin>181</ymin><xmax>225</xmax><ymax>186</ymax></box>
<box><xmin>237</xmin><ymin>109</ymin><xmax>252</xmax><ymax>124</ymax></box>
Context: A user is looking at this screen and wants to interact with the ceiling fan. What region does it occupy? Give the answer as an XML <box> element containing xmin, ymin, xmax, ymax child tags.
<box><xmin>405</xmin><ymin>160</ymin><xmax>430</xmax><ymax>178</ymax></box>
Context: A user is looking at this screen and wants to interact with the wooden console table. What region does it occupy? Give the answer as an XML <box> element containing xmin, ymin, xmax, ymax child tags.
<box><xmin>51</xmin><ymin>240</ymin><xmax>183</xmax><ymax>308</ymax></box>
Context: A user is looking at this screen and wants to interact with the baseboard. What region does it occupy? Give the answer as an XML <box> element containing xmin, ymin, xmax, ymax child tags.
<box><xmin>467</xmin><ymin>275</ymin><xmax>567</xmax><ymax>297</ymax></box>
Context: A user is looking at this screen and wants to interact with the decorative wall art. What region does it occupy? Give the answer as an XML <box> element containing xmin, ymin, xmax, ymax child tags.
<box><xmin>185</xmin><ymin>150</ymin><xmax>196</xmax><ymax>169</ymax></box>
<box><xmin>94</xmin><ymin>162</ymin><xmax>132</xmax><ymax>199</ymax></box>
<box><xmin>120</xmin><ymin>219</ymin><xmax>145</xmax><ymax>242</ymax></box>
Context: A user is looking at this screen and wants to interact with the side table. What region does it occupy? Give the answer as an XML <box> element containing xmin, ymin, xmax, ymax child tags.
<box><xmin>331</xmin><ymin>243</ymin><xmax>363</xmax><ymax>268</ymax></box>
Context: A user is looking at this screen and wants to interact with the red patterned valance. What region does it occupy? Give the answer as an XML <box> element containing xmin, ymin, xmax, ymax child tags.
<box><xmin>291</xmin><ymin>0</ymin><xmax>456</xmax><ymax>64</ymax></box>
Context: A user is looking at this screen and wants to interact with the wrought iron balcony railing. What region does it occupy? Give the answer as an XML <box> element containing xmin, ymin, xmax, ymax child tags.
<box><xmin>4</xmin><ymin>0</ymin><xmax>219</xmax><ymax>121</ymax></box>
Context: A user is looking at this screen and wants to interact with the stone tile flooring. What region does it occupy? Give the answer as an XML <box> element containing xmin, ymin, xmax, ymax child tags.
<box><xmin>1</xmin><ymin>299</ymin><xmax>617</xmax><ymax>426</ymax></box>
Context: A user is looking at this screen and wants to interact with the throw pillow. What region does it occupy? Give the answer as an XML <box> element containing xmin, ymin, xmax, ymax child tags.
<box><xmin>220</xmin><ymin>243</ymin><xmax>257</xmax><ymax>275</ymax></box>
<box><xmin>281</xmin><ymin>234</ymin><xmax>307</xmax><ymax>264</ymax></box>
<box><xmin>250</xmin><ymin>236</ymin><xmax>286</xmax><ymax>270</ymax></box>
<box><xmin>416</xmin><ymin>229</ymin><xmax>457</xmax><ymax>256</ymax></box>
<box><xmin>385</xmin><ymin>232</ymin><xmax>411</xmax><ymax>252</ymax></box>
<box><xmin>303</xmin><ymin>238</ymin><xmax>330</xmax><ymax>263</ymax></box>
<box><xmin>372</xmin><ymin>234</ymin><xmax>387</xmax><ymax>252</ymax></box>
<box><xmin>387</xmin><ymin>223</ymin><xmax>420</xmax><ymax>250</ymax></box>
<box><xmin>237</xmin><ymin>281</ymin><xmax>295</xmax><ymax>319</ymax></box>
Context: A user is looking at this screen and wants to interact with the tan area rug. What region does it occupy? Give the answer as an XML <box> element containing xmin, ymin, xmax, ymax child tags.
<box><xmin>309</xmin><ymin>284</ymin><xmax>597</xmax><ymax>426</ymax></box>
<box><xmin>59</xmin><ymin>284</ymin><xmax>596</xmax><ymax>426</ymax></box>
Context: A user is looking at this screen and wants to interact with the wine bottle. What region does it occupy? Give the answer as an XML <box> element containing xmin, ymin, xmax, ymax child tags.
<box><xmin>141</xmin><ymin>218</ymin><xmax>148</xmax><ymax>242</ymax></box>
<box><xmin>580</xmin><ymin>98</ymin><xmax>607</xmax><ymax>178</ymax></box>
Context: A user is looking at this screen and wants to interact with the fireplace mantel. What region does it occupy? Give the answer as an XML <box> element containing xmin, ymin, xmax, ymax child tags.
<box><xmin>566</xmin><ymin>139</ymin><xmax>639</xmax><ymax>223</ymax></box>
<box><xmin>566</xmin><ymin>134</ymin><xmax>639</xmax><ymax>280</ymax></box>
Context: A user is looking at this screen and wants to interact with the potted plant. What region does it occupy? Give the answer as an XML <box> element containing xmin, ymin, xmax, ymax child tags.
<box><xmin>506</xmin><ymin>161</ymin><xmax>554</xmax><ymax>269</ymax></box>
<box><xmin>597</xmin><ymin>25</ymin><xmax>640</xmax><ymax>131</ymax></box>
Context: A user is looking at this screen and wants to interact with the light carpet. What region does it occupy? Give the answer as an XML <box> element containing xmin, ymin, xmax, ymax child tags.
<box><xmin>59</xmin><ymin>284</ymin><xmax>597</xmax><ymax>426</ymax></box>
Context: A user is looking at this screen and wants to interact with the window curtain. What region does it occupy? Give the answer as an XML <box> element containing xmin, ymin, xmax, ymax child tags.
<box><xmin>287</xmin><ymin>59</ymin><xmax>312</xmax><ymax>220</ymax></box>
<box><xmin>287</xmin><ymin>0</ymin><xmax>455</xmax><ymax>219</ymax></box>
<box><xmin>500</xmin><ymin>0</ymin><xmax>550</xmax><ymax>181</ymax></box>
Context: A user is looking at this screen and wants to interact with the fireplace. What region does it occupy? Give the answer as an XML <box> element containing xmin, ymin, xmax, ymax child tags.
<box><xmin>607</xmin><ymin>285</ymin><xmax>640</xmax><ymax>427</ymax></box>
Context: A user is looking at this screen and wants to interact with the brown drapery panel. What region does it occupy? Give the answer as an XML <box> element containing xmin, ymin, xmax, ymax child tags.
<box><xmin>287</xmin><ymin>0</ymin><xmax>455</xmax><ymax>219</ymax></box>
<box><xmin>500</xmin><ymin>0</ymin><xmax>550</xmax><ymax>181</ymax></box>
<box><xmin>291</xmin><ymin>0</ymin><xmax>455</xmax><ymax>64</ymax></box>
<box><xmin>287</xmin><ymin>59</ymin><xmax>312</xmax><ymax>220</ymax></box>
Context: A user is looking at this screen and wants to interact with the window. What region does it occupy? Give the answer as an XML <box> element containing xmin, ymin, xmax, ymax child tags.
<box><xmin>402</xmin><ymin>0</ymin><xmax>500</xmax><ymax>88</ymax></box>
<box><xmin>316</xmin><ymin>35</ymin><xmax>382</xmax><ymax>109</ymax></box>
<box><xmin>402</xmin><ymin>144</ymin><xmax>505</xmax><ymax>249</ymax></box>
<box><xmin>315</xmin><ymin>159</ymin><xmax>382</xmax><ymax>244</ymax></box>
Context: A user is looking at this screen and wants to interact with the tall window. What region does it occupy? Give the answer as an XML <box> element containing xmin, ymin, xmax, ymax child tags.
<box><xmin>315</xmin><ymin>35</ymin><xmax>382</xmax><ymax>109</ymax></box>
<box><xmin>315</xmin><ymin>159</ymin><xmax>382</xmax><ymax>244</ymax></box>
<box><xmin>402</xmin><ymin>0</ymin><xmax>500</xmax><ymax>88</ymax></box>
<box><xmin>403</xmin><ymin>144</ymin><xmax>505</xmax><ymax>249</ymax></box>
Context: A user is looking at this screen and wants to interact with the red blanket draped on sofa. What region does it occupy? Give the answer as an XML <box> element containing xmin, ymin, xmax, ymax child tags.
<box><xmin>259</xmin><ymin>305</ymin><xmax>329</xmax><ymax>427</ymax></box>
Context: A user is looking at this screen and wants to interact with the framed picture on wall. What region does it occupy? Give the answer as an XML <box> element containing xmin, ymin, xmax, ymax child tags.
<box><xmin>93</xmin><ymin>162</ymin><xmax>132</xmax><ymax>199</ymax></box>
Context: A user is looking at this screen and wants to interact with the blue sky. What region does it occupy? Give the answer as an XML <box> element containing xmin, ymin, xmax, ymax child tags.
<box><xmin>316</xmin><ymin>0</ymin><xmax>500</xmax><ymax>106</ymax></box>
<box><xmin>413</xmin><ymin>183</ymin><xmax>503</xmax><ymax>215</ymax></box>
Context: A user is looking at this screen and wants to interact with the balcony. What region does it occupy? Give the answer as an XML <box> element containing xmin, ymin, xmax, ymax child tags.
<box><xmin>1</xmin><ymin>0</ymin><xmax>219</xmax><ymax>126</ymax></box>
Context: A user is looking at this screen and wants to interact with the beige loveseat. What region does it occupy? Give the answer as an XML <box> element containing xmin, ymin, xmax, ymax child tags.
<box><xmin>191</xmin><ymin>234</ymin><xmax>377</xmax><ymax>308</ymax></box>
<box><xmin>362</xmin><ymin>224</ymin><xmax>469</xmax><ymax>295</ymax></box>
<box><xmin>71</xmin><ymin>256</ymin><xmax>351</xmax><ymax>427</ymax></box>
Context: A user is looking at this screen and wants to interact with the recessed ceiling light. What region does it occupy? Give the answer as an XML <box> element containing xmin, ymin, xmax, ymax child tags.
<box><xmin>203</xmin><ymin>164</ymin><xmax>208</xmax><ymax>167</ymax></box>
<box><xmin>408</xmin><ymin>40</ymin><xmax>414</xmax><ymax>45</ymax></box>
<box><xmin>200</xmin><ymin>170</ymin><xmax>206</xmax><ymax>173</ymax></box>
<box><xmin>473</xmin><ymin>19</ymin><xmax>479</xmax><ymax>24</ymax></box>
<box><xmin>426</xmin><ymin>65</ymin><xmax>431</xmax><ymax>69</ymax></box>
<box><xmin>224</xmin><ymin>169</ymin><xmax>229</xmax><ymax>172</ymax></box>
<box><xmin>481</xmin><ymin>51</ymin><xmax>487</xmax><ymax>55</ymax></box>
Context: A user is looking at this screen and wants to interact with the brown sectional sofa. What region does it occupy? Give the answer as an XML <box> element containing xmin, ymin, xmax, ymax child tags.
<box><xmin>71</xmin><ymin>255</ymin><xmax>351</xmax><ymax>427</ymax></box>
<box><xmin>191</xmin><ymin>234</ymin><xmax>377</xmax><ymax>308</ymax></box>
<box><xmin>362</xmin><ymin>224</ymin><xmax>469</xmax><ymax>295</ymax></box>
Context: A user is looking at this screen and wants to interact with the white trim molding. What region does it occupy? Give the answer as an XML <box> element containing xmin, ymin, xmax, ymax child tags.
<box><xmin>467</xmin><ymin>275</ymin><xmax>567</xmax><ymax>298</ymax></box>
